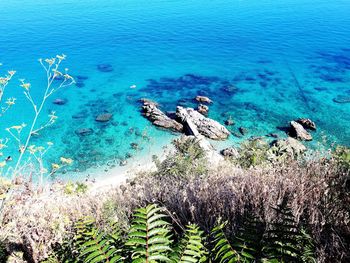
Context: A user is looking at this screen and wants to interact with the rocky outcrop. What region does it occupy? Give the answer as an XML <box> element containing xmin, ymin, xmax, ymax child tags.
<box><xmin>271</xmin><ymin>137</ymin><xmax>306</xmax><ymax>158</ymax></box>
<box><xmin>95</xmin><ymin>113</ymin><xmax>113</xmax><ymax>122</ymax></box>
<box><xmin>195</xmin><ymin>95</ymin><xmax>212</xmax><ymax>104</ymax></box>
<box><xmin>176</xmin><ymin>106</ymin><xmax>230</xmax><ymax>140</ymax></box>
<box><xmin>220</xmin><ymin>147</ymin><xmax>239</xmax><ymax>158</ymax></box>
<box><xmin>289</xmin><ymin>121</ymin><xmax>312</xmax><ymax>141</ymax></box>
<box><xmin>296</xmin><ymin>118</ymin><xmax>316</xmax><ymax>130</ymax></box>
<box><xmin>142</xmin><ymin>102</ymin><xmax>183</xmax><ymax>132</ymax></box>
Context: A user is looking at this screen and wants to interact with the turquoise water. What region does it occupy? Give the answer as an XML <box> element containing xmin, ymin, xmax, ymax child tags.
<box><xmin>0</xmin><ymin>0</ymin><xmax>350</xmax><ymax>180</ymax></box>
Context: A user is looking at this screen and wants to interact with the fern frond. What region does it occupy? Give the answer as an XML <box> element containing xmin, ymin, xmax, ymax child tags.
<box><xmin>263</xmin><ymin>200</ymin><xmax>300</xmax><ymax>262</ymax></box>
<box><xmin>126</xmin><ymin>204</ymin><xmax>172</xmax><ymax>262</ymax></box>
<box><xmin>74</xmin><ymin>218</ymin><xmax>123</xmax><ymax>263</ymax></box>
<box><xmin>211</xmin><ymin>223</ymin><xmax>254</xmax><ymax>262</ymax></box>
<box><xmin>170</xmin><ymin>224</ymin><xmax>207</xmax><ymax>263</ymax></box>
<box><xmin>297</xmin><ymin>229</ymin><xmax>317</xmax><ymax>263</ymax></box>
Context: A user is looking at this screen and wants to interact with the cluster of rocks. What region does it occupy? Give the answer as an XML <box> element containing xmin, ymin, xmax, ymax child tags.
<box><xmin>289</xmin><ymin>118</ymin><xmax>316</xmax><ymax>141</ymax></box>
<box><xmin>141</xmin><ymin>96</ymin><xmax>230</xmax><ymax>140</ymax></box>
<box><xmin>141</xmin><ymin>99</ymin><xmax>184</xmax><ymax>132</ymax></box>
<box><xmin>219</xmin><ymin>117</ymin><xmax>317</xmax><ymax>162</ymax></box>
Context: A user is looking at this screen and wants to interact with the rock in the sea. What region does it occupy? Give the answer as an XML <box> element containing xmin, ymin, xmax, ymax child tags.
<box><xmin>266</xmin><ymin>133</ymin><xmax>279</xmax><ymax>138</ymax></box>
<box><xmin>130</xmin><ymin>142</ymin><xmax>139</xmax><ymax>150</ymax></box>
<box><xmin>197</xmin><ymin>104</ymin><xmax>209</xmax><ymax>115</ymax></box>
<box><xmin>97</xmin><ymin>64</ymin><xmax>113</xmax><ymax>72</ymax></box>
<box><xmin>53</xmin><ymin>98</ymin><xmax>67</xmax><ymax>105</ymax></box>
<box><xmin>239</xmin><ymin>127</ymin><xmax>248</xmax><ymax>136</ymax></box>
<box><xmin>119</xmin><ymin>160</ymin><xmax>127</xmax><ymax>166</ymax></box>
<box><xmin>72</xmin><ymin>112</ymin><xmax>88</xmax><ymax>119</ymax></box>
<box><xmin>176</xmin><ymin>106</ymin><xmax>230</xmax><ymax>140</ymax></box>
<box><xmin>195</xmin><ymin>95</ymin><xmax>212</xmax><ymax>104</ymax></box>
<box><xmin>75</xmin><ymin>81</ymin><xmax>85</xmax><ymax>88</ymax></box>
<box><xmin>225</xmin><ymin>117</ymin><xmax>235</xmax><ymax>126</ymax></box>
<box><xmin>220</xmin><ymin>147</ymin><xmax>239</xmax><ymax>158</ymax></box>
<box><xmin>271</xmin><ymin>137</ymin><xmax>307</xmax><ymax>158</ymax></box>
<box><xmin>296</xmin><ymin>118</ymin><xmax>316</xmax><ymax>130</ymax></box>
<box><xmin>142</xmin><ymin>101</ymin><xmax>183</xmax><ymax>132</ymax></box>
<box><xmin>75</xmin><ymin>128</ymin><xmax>93</xmax><ymax>136</ymax></box>
<box><xmin>95</xmin><ymin>113</ymin><xmax>113</xmax><ymax>122</ymax></box>
<box><xmin>333</xmin><ymin>95</ymin><xmax>350</xmax><ymax>104</ymax></box>
<box><xmin>139</xmin><ymin>98</ymin><xmax>159</xmax><ymax>107</ymax></box>
<box><xmin>76</xmin><ymin>75</ymin><xmax>88</xmax><ymax>81</ymax></box>
<box><xmin>289</xmin><ymin>121</ymin><xmax>312</xmax><ymax>141</ymax></box>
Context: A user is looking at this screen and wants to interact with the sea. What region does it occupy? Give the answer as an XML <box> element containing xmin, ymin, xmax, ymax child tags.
<box><xmin>0</xmin><ymin>0</ymin><xmax>349</xmax><ymax>181</ymax></box>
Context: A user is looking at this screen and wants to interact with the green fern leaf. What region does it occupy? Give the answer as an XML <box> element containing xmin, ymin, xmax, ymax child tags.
<box><xmin>127</xmin><ymin>204</ymin><xmax>172</xmax><ymax>262</ymax></box>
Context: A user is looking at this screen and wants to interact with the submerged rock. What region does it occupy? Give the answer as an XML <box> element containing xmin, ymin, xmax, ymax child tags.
<box><xmin>76</xmin><ymin>75</ymin><xmax>88</xmax><ymax>81</ymax></box>
<box><xmin>289</xmin><ymin>121</ymin><xmax>312</xmax><ymax>141</ymax></box>
<box><xmin>72</xmin><ymin>112</ymin><xmax>88</xmax><ymax>119</ymax></box>
<box><xmin>95</xmin><ymin>113</ymin><xmax>113</xmax><ymax>122</ymax></box>
<box><xmin>225</xmin><ymin>117</ymin><xmax>235</xmax><ymax>126</ymax></box>
<box><xmin>176</xmin><ymin>106</ymin><xmax>230</xmax><ymax>140</ymax></box>
<box><xmin>195</xmin><ymin>95</ymin><xmax>212</xmax><ymax>104</ymax></box>
<box><xmin>142</xmin><ymin>101</ymin><xmax>183</xmax><ymax>132</ymax></box>
<box><xmin>75</xmin><ymin>128</ymin><xmax>93</xmax><ymax>136</ymax></box>
<box><xmin>239</xmin><ymin>127</ymin><xmax>248</xmax><ymax>136</ymax></box>
<box><xmin>75</xmin><ymin>81</ymin><xmax>85</xmax><ymax>88</ymax></box>
<box><xmin>333</xmin><ymin>95</ymin><xmax>350</xmax><ymax>104</ymax></box>
<box><xmin>220</xmin><ymin>147</ymin><xmax>239</xmax><ymax>158</ymax></box>
<box><xmin>296</xmin><ymin>118</ymin><xmax>316</xmax><ymax>130</ymax></box>
<box><xmin>97</xmin><ymin>64</ymin><xmax>113</xmax><ymax>72</ymax></box>
<box><xmin>53</xmin><ymin>98</ymin><xmax>67</xmax><ymax>105</ymax></box>
<box><xmin>119</xmin><ymin>160</ymin><xmax>127</xmax><ymax>166</ymax></box>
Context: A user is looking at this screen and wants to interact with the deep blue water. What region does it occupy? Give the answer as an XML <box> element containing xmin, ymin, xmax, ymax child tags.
<box><xmin>0</xmin><ymin>0</ymin><xmax>350</xmax><ymax>180</ymax></box>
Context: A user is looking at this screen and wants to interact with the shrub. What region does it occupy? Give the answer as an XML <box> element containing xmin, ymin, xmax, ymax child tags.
<box><xmin>235</xmin><ymin>139</ymin><xmax>271</xmax><ymax>168</ymax></box>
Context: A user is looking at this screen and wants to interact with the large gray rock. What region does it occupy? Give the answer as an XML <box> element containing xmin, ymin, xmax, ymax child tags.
<box><xmin>176</xmin><ymin>106</ymin><xmax>230</xmax><ymax>140</ymax></box>
<box><xmin>289</xmin><ymin>121</ymin><xmax>312</xmax><ymax>141</ymax></box>
<box><xmin>142</xmin><ymin>102</ymin><xmax>183</xmax><ymax>132</ymax></box>
<box><xmin>296</xmin><ymin>118</ymin><xmax>316</xmax><ymax>130</ymax></box>
<box><xmin>195</xmin><ymin>95</ymin><xmax>212</xmax><ymax>104</ymax></box>
<box><xmin>220</xmin><ymin>147</ymin><xmax>239</xmax><ymax>158</ymax></box>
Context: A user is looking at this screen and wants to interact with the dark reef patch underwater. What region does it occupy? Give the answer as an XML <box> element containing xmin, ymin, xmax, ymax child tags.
<box><xmin>41</xmin><ymin>58</ymin><xmax>350</xmax><ymax>176</ymax></box>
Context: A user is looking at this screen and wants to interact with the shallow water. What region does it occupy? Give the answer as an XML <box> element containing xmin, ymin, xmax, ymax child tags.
<box><xmin>0</xmin><ymin>0</ymin><xmax>349</xmax><ymax>181</ymax></box>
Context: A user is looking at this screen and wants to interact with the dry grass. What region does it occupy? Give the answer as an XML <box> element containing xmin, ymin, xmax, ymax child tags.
<box><xmin>1</xmin><ymin>150</ymin><xmax>349</xmax><ymax>262</ymax></box>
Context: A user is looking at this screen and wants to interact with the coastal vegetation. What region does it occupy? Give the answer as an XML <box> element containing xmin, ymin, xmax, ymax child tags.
<box><xmin>0</xmin><ymin>136</ymin><xmax>349</xmax><ymax>262</ymax></box>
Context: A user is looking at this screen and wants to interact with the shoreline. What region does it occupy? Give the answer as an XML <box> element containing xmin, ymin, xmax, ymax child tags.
<box><xmin>71</xmin><ymin>137</ymin><xmax>177</xmax><ymax>193</ymax></box>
